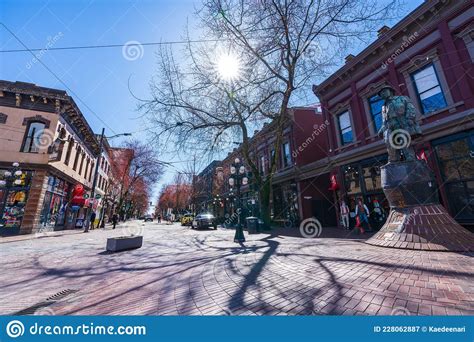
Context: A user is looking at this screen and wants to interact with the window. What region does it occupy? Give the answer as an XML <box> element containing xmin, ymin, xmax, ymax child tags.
<box><xmin>411</xmin><ymin>64</ymin><xmax>447</xmax><ymax>114</ymax></box>
<box><xmin>72</xmin><ymin>147</ymin><xmax>81</xmax><ymax>171</ymax></box>
<box><xmin>282</xmin><ymin>142</ymin><xmax>292</xmax><ymax>167</ymax></box>
<box><xmin>337</xmin><ymin>111</ymin><xmax>353</xmax><ymax>145</ymax></box>
<box><xmin>84</xmin><ymin>158</ymin><xmax>90</xmax><ymax>179</ymax></box>
<box><xmin>260</xmin><ymin>155</ymin><xmax>265</xmax><ymax>175</ymax></box>
<box><xmin>79</xmin><ymin>153</ymin><xmax>85</xmax><ymax>176</ymax></box>
<box><xmin>64</xmin><ymin>139</ymin><xmax>74</xmax><ymax>165</ymax></box>
<box><xmin>368</xmin><ymin>95</ymin><xmax>384</xmax><ymax>133</ymax></box>
<box><xmin>21</xmin><ymin>122</ymin><xmax>46</xmax><ymax>153</ymax></box>
<box><xmin>89</xmin><ymin>162</ymin><xmax>94</xmax><ymax>182</ymax></box>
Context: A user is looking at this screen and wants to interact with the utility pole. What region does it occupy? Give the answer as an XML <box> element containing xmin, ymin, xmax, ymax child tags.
<box><xmin>84</xmin><ymin>127</ymin><xmax>104</xmax><ymax>232</ymax></box>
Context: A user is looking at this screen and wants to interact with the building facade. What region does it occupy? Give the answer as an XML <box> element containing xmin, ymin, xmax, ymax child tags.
<box><xmin>204</xmin><ymin>106</ymin><xmax>329</xmax><ymax>225</ymax></box>
<box><xmin>312</xmin><ymin>0</ymin><xmax>474</xmax><ymax>230</ymax></box>
<box><xmin>0</xmin><ymin>80</ymin><xmax>100</xmax><ymax>235</ymax></box>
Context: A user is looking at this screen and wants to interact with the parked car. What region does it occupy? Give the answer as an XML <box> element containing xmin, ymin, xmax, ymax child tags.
<box><xmin>144</xmin><ymin>215</ymin><xmax>153</xmax><ymax>222</ymax></box>
<box><xmin>191</xmin><ymin>213</ymin><xmax>217</xmax><ymax>230</ymax></box>
<box><xmin>181</xmin><ymin>213</ymin><xmax>194</xmax><ymax>226</ymax></box>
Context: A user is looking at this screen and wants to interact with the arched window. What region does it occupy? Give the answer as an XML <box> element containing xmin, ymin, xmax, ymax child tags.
<box><xmin>21</xmin><ymin>121</ymin><xmax>46</xmax><ymax>153</ymax></box>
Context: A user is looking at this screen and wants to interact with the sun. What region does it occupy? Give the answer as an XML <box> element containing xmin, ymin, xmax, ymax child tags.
<box><xmin>216</xmin><ymin>52</ymin><xmax>242</xmax><ymax>82</ymax></box>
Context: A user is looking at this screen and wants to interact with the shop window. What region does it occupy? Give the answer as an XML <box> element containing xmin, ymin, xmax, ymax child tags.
<box><xmin>337</xmin><ymin>111</ymin><xmax>353</xmax><ymax>145</ymax></box>
<box><xmin>411</xmin><ymin>64</ymin><xmax>447</xmax><ymax>114</ymax></box>
<box><xmin>343</xmin><ymin>165</ymin><xmax>361</xmax><ymax>194</ymax></box>
<box><xmin>368</xmin><ymin>95</ymin><xmax>384</xmax><ymax>133</ymax></box>
<box><xmin>21</xmin><ymin>122</ymin><xmax>46</xmax><ymax>153</ymax></box>
<box><xmin>434</xmin><ymin>131</ymin><xmax>474</xmax><ymax>221</ymax></box>
<box><xmin>282</xmin><ymin>142</ymin><xmax>292</xmax><ymax>167</ymax></box>
<box><xmin>363</xmin><ymin>165</ymin><xmax>382</xmax><ymax>192</ymax></box>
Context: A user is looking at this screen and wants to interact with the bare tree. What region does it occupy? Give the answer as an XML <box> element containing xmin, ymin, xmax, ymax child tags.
<box><xmin>112</xmin><ymin>140</ymin><xmax>163</xmax><ymax>218</ymax></box>
<box><xmin>142</xmin><ymin>0</ymin><xmax>401</xmax><ymax>225</ymax></box>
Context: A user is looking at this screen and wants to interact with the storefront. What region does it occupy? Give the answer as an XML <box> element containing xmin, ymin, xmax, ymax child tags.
<box><xmin>0</xmin><ymin>169</ymin><xmax>33</xmax><ymax>235</ymax></box>
<box><xmin>432</xmin><ymin>130</ymin><xmax>474</xmax><ymax>226</ymax></box>
<box><xmin>272</xmin><ymin>181</ymin><xmax>299</xmax><ymax>225</ymax></box>
<box><xmin>340</xmin><ymin>155</ymin><xmax>389</xmax><ymax>230</ymax></box>
<box><xmin>39</xmin><ymin>175</ymin><xmax>72</xmax><ymax>230</ymax></box>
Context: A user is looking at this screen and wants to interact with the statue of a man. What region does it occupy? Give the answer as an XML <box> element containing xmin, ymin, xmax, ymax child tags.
<box><xmin>377</xmin><ymin>85</ymin><xmax>422</xmax><ymax>163</ymax></box>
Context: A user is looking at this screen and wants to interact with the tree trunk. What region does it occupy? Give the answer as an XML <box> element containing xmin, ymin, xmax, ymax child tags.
<box><xmin>259</xmin><ymin>179</ymin><xmax>272</xmax><ymax>229</ymax></box>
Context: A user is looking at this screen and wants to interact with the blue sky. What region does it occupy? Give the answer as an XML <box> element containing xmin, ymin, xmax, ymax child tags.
<box><xmin>0</xmin><ymin>0</ymin><xmax>423</xmax><ymax>205</ymax></box>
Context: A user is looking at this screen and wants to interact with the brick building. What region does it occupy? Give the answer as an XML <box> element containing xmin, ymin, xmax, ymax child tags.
<box><xmin>0</xmin><ymin>80</ymin><xmax>100</xmax><ymax>235</ymax></box>
<box><xmin>312</xmin><ymin>0</ymin><xmax>474</xmax><ymax>230</ymax></box>
<box><xmin>210</xmin><ymin>106</ymin><xmax>329</xmax><ymax>225</ymax></box>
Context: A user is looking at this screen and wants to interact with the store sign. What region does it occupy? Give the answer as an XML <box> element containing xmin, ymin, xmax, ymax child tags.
<box><xmin>71</xmin><ymin>184</ymin><xmax>85</xmax><ymax>206</ymax></box>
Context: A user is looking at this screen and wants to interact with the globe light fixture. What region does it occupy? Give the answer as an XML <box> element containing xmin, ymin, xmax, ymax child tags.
<box><xmin>12</xmin><ymin>162</ymin><xmax>19</xmax><ymax>167</ymax></box>
<box><xmin>227</xmin><ymin>158</ymin><xmax>250</xmax><ymax>243</ymax></box>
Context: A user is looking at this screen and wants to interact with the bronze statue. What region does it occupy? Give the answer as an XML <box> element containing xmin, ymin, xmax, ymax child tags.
<box><xmin>377</xmin><ymin>85</ymin><xmax>421</xmax><ymax>163</ymax></box>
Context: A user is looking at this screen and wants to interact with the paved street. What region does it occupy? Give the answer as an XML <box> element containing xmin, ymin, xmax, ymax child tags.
<box><xmin>1</xmin><ymin>221</ymin><xmax>473</xmax><ymax>316</ymax></box>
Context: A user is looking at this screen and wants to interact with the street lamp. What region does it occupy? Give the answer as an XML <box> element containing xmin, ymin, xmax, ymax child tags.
<box><xmin>228</xmin><ymin>157</ymin><xmax>248</xmax><ymax>243</ymax></box>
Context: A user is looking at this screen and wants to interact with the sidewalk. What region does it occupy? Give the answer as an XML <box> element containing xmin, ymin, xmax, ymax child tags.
<box><xmin>0</xmin><ymin>222</ymin><xmax>132</xmax><ymax>244</ymax></box>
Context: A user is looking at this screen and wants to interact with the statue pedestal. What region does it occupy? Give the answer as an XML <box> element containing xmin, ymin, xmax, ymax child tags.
<box><xmin>366</xmin><ymin>160</ymin><xmax>474</xmax><ymax>252</ymax></box>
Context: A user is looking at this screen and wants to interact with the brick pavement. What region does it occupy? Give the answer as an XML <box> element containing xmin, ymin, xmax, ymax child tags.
<box><xmin>0</xmin><ymin>221</ymin><xmax>473</xmax><ymax>316</ymax></box>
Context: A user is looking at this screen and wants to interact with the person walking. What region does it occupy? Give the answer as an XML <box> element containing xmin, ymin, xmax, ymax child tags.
<box><xmin>340</xmin><ymin>200</ymin><xmax>350</xmax><ymax>230</ymax></box>
<box><xmin>112</xmin><ymin>212</ymin><xmax>118</xmax><ymax>229</ymax></box>
<box><xmin>90</xmin><ymin>211</ymin><xmax>97</xmax><ymax>230</ymax></box>
<box><xmin>355</xmin><ymin>198</ymin><xmax>370</xmax><ymax>234</ymax></box>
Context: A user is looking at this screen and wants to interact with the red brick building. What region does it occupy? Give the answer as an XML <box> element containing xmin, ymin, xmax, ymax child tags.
<box><xmin>214</xmin><ymin>106</ymin><xmax>331</xmax><ymax>225</ymax></box>
<box><xmin>313</xmin><ymin>0</ymin><xmax>474</xmax><ymax>230</ymax></box>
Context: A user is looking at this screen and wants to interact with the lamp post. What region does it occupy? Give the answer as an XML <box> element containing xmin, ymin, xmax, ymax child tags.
<box><xmin>84</xmin><ymin>129</ymin><xmax>132</xmax><ymax>232</ymax></box>
<box><xmin>228</xmin><ymin>157</ymin><xmax>248</xmax><ymax>243</ymax></box>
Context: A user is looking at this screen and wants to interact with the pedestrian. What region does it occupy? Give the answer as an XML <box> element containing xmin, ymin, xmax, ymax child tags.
<box><xmin>157</xmin><ymin>214</ymin><xmax>161</xmax><ymax>223</ymax></box>
<box><xmin>340</xmin><ymin>200</ymin><xmax>350</xmax><ymax>230</ymax></box>
<box><xmin>90</xmin><ymin>211</ymin><xmax>96</xmax><ymax>230</ymax></box>
<box><xmin>112</xmin><ymin>212</ymin><xmax>118</xmax><ymax>229</ymax></box>
<box><xmin>355</xmin><ymin>198</ymin><xmax>370</xmax><ymax>234</ymax></box>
